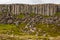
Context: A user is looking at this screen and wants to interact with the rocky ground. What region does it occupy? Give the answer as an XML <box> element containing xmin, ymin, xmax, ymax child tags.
<box><xmin>0</xmin><ymin>13</ymin><xmax>60</xmax><ymax>40</ymax></box>
<box><xmin>0</xmin><ymin>34</ymin><xmax>60</xmax><ymax>40</ymax></box>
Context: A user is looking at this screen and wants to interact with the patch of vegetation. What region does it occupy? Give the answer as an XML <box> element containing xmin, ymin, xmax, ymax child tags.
<box><xmin>43</xmin><ymin>15</ymin><xmax>52</xmax><ymax>18</ymax></box>
<box><xmin>0</xmin><ymin>24</ymin><xmax>25</xmax><ymax>35</ymax></box>
<box><xmin>35</xmin><ymin>23</ymin><xmax>60</xmax><ymax>37</ymax></box>
<box><xmin>29</xmin><ymin>13</ymin><xmax>36</xmax><ymax>17</ymax></box>
<box><xmin>55</xmin><ymin>12</ymin><xmax>60</xmax><ymax>16</ymax></box>
<box><xmin>18</xmin><ymin>22</ymin><xmax>27</xmax><ymax>29</ymax></box>
<box><xmin>0</xmin><ymin>23</ymin><xmax>60</xmax><ymax>39</ymax></box>
<box><xmin>17</xmin><ymin>13</ymin><xmax>25</xmax><ymax>18</ymax></box>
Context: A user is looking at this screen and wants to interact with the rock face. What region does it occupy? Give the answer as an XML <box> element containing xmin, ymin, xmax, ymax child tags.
<box><xmin>0</xmin><ymin>4</ymin><xmax>60</xmax><ymax>16</ymax></box>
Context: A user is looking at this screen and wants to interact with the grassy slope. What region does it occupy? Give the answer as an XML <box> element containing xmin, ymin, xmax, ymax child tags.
<box><xmin>0</xmin><ymin>23</ymin><xmax>60</xmax><ymax>36</ymax></box>
<box><xmin>0</xmin><ymin>23</ymin><xmax>60</xmax><ymax>40</ymax></box>
<box><xmin>35</xmin><ymin>23</ymin><xmax>60</xmax><ymax>37</ymax></box>
<box><xmin>0</xmin><ymin>24</ymin><xmax>23</xmax><ymax>35</ymax></box>
<box><xmin>0</xmin><ymin>13</ymin><xmax>60</xmax><ymax>40</ymax></box>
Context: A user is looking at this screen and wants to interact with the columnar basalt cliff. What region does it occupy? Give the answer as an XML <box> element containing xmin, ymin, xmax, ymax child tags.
<box><xmin>0</xmin><ymin>4</ymin><xmax>60</xmax><ymax>16</ymax></box>
<box><xmin>0</xmin><ymin>4</ymin><xmax>60</xmax><ymax>39</ymax></box>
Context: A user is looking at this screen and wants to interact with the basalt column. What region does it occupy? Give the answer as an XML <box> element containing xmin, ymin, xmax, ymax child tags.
<box><xmin>26</xmin><ymin>5</ymin><xmax>29</xmax><ymax>14</ymax></box>
<box><xmin>35</xmin><ymin>6</ymin><xmax>38</xmax><ymax>14</ymax></box>
<box><xmin>11</xmin><ymin>4</ymin><xmax>20</xmax><ymax>15</ymax></box>
<box><xmin>11</xmin><ymin>5</ymin><xmax>15</xmax><ymax>14</ymax></box>
<box><xmin>0</xmin><ymin>5</ymin><xmax>2</xmax><ymax>13</ymax></box>
<box><xmin>42</xmin><ymin>5</ymin><xmax>45</xmax><ymax>15</ymax></box>
<box><xmin>32</xmin><ymin>5</ymin><xmax>35</xmax><ymax>14</ymax></box>
<box><xmin>57</xmin><ymin>5</ymin><xmax>60</xmax><ymax>13</ymax></box>
<box><xmin>46</xmin><ymin>4</ymin><xmax>50</xmax><ymax>16</ymax></box>
<box><xmin>46</xmin><ymin>4</ymin><xmax>57</xmax><ymax>16</ymax></box>
<box><xmin>41</xmin><ymin>5</ymin><xmax>44</xmax><ymax>15</ymax></box>
<box><xmin>7</xmin><ymin>5</ymin><xmax>11</xmax><ymax>14</ymax></box>
<box><xmin>27</xmin><ymin>5</ymin><xmax>31</xmax><ymax>14</ymax></box>
<box><xmin>44</xmin><ymin>4</ymin><xmax>48</xmax><ymax>16</ymax></box>
<box><xmin>15</xmin><ymin>5</ymin><xmax>20</xmax><ymax>15</ymax></box>
<box><xmin>19</xmin><ymin>5</ymin><xmax>25</xmax><ymax>14</ymax></box>
<box><xmin>2</xmin><ymin>5</ymin><xmax>9</xmax><ymax>13</ymax></box>
<box><xmin>53</xmin><ymin>5</ymin><xmax>57</xmax><ymax>15</ymax></box>
<box><xmin>37</xmin><ymin>5</ymin><xmax>43</xmax><ymax>15</ymax></box>
<box><xmin>49</xmin><ymin>4</ymin><xmax>57</xmax><ymax>16</ymax></box>
<box><xmin>49</xmin><ymin>4</ymin><xmax>53</xmax><ymax>16</ymax></box>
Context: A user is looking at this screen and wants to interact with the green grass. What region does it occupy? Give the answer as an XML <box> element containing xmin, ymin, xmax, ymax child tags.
<box><xmin>55</xmin><ymin>12</ymin><xmax>60</xmax><ymax>16</ymax></box>
<box><xmin>0</xmin><ymin>23</ymin><xmax>60</xmax><ymax>40</ymax></box>
<box><xmin>35</xmin><ymin>23</ymin><xmax>60</xmax><ymax>37</ymax></box>
<box><xmin>29</xmin><ymin>13</ymin><xmax>36</xmax><ymax>17</ymax></box>
<box><xmin>19</xmin><ymin>22</ymin><xmax>26</xmax><ymax>28</ymax></box>
<box><xmin>0</xmin><ymin>24</ymin><xmax>24</xmax><ymax>35</ymax></box>
<box><xmin>0</xmin><ymin>12</ymin><xmax>2</xmax><ymax>15</ymax></box>
<box><xmin>0</xmin><ymin>23</ymin><xmax>60</xmax><ymax>37</ymax></box>
<box><xmin>43</xmin><ymin>15</ymin><xmax>52</xmax><ymax>18</ymax></box>
<box><xmin>0</xmin><ymin>24</ymin><xmax>15</xmax><ymax>30</ymax></box>
<box><xmin>17</xmin><ymin>13</ymin><xmax>25</xmax><ymax>18</ymax></box>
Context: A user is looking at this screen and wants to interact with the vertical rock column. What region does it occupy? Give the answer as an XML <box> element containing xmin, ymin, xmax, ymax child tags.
<box><xmin>44</xmin><ymin>4</ymin><xmax>47</xmax><ymax>16</ymax></box>
<box><xmin>28</xmin><ymin>5</ymin><xmax>31</xmax><ymax>14</ymax></box>
<box><xmin>27</xmin><ymin>5</ymin><xmax>29</xmax><ymax>14</ymax></box>
<box><xmin>24</xmin><ymin>5</ymin><xmax>27</xmax><ymax>14</ymax></box>
<box><xmin>49</xmin><ymin>4</ymin><xmax>53</xmax><ymax>16</ymax></box>
<box><xmin>34</xmin><ymin>5</ymin><xmax>38</xmax><ymax>14</ymax></box>
<box><xmin>11</xmin><ymin>4</ymin><xmax>20</xmax><ymax>15</ymax></box>
<box><xmin>7</xmin><ymin>5</ymin><xmax>11</xmax><ymax>14</ymax></box>
<box><xmin>38</xmin><ymin>4</ymin><xmax>43</xmax><ymax>15</ymax></box>
<box><xmin>15</xmin><ymin>4</ymin><xmax>20</xmax><ymax>15</ymax></box>
<box><xmin>11</xmin><ymin>5</ymin><xmax>15</xmax><ymax>15</ymax></box>
<box><xmin>46</xmin><ymin>4</ymin><xmax>50</xmax><ymax>16</ymax></box>
<box><xmin>40</xmin><ymin>5</ymin><xmax>43</xmax><ymax>15</ymax></box>
<box><xmin>25</xmin><ymin>5</ymin><xmax>28</xmax><ymax>13</ymax></box>
<box><xmin>0</xmin><ymin>5</ymin><xmax>2</xmax><ymax>13</ymax></box>
<box><xmin>32</xmin><ymin>5</ymin><xmax>35</xmax><ymax>14</ymax></box>
<box><xmin>53</xmin><ymin>5</ymin><xmax>57</xmax><ymax>15</ymax></box>
<box><xmin>43</xmin><ymin>4</ymin><xmax>45</xmax><ymax>15</ymax></box>
<box><xmin>49</xmin><ymin>4</ymin><xmax>57</xmax><ymax>16</ymax></box>
<box><xmin>23</xmin><ymin>5</ymin><xmax>26</xmax><ymax>14</ymax></box>
<box><xmin>57</xmin><ymin>5</ymin><xmax>60</xmax><ymax>12</ymax></box>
